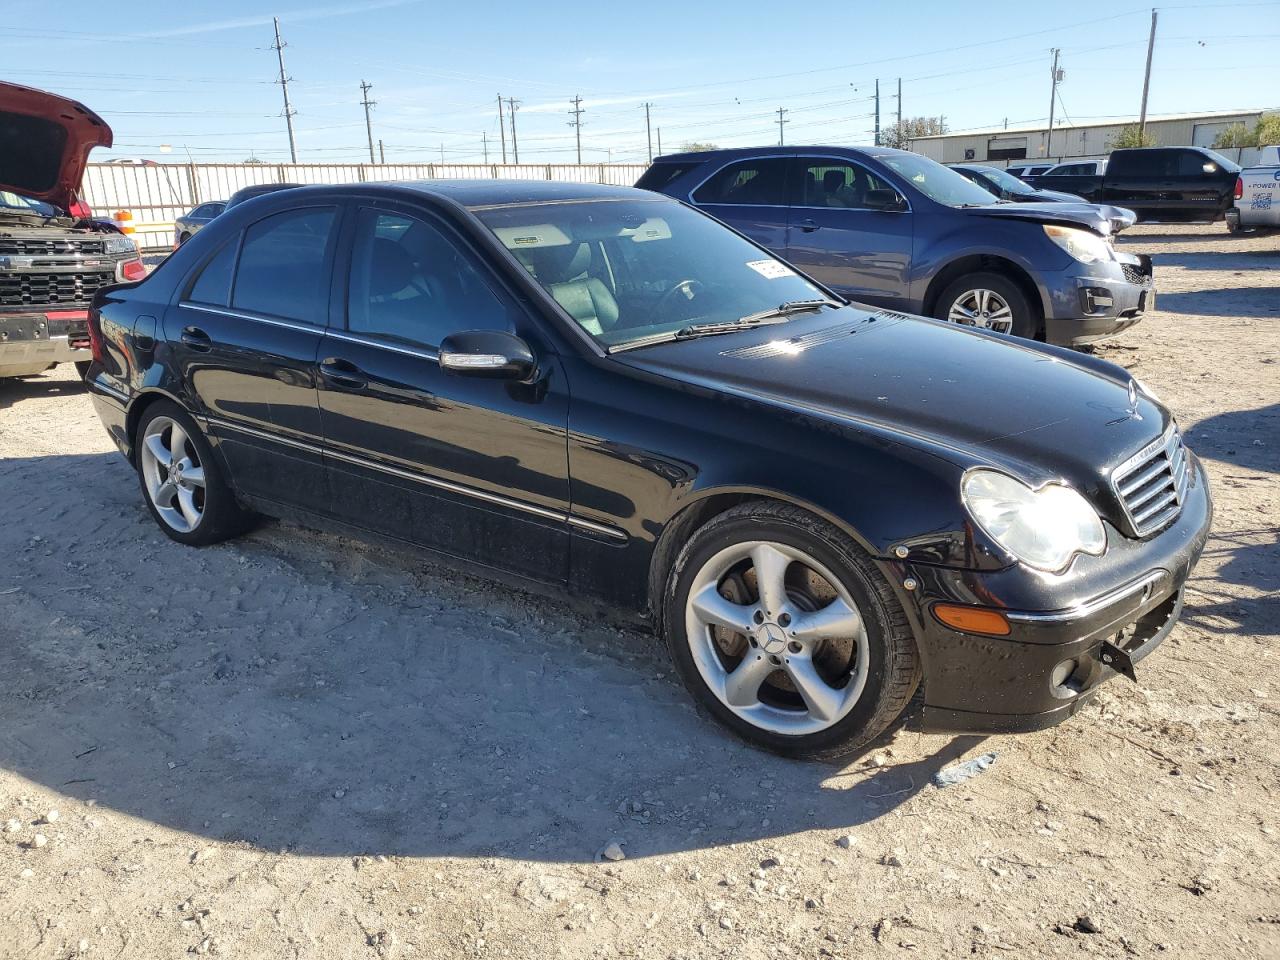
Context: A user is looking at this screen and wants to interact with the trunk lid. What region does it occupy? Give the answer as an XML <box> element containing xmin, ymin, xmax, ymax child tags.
<box><xmin>0</xmin><ymin>82</ymin><xmax>112</xmax><ymax>211</ymax></box>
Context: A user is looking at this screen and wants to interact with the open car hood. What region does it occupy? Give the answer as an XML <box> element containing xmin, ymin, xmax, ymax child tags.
<box><xmin>965</xmin><ymin>201</ymin><xmax>1135</xmax><ymax>237</ymax></box>
<box><xmin>0</xmin><ymin>82</ymin><xmax>111</xmax><ymax>210</ymax></box>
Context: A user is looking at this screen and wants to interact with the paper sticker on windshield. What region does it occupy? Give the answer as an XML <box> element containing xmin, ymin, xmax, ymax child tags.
<box><xmin>746</xmin><ymin>259</ymin><xmax>796</xmax><ymax>279</ymax></box>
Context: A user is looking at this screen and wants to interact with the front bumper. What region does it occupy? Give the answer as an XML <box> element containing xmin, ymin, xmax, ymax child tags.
<box><xmin>0</xmin><ymin>310</ymin><xmax>91</xmax><ymax>376</ymax></box>
<box><xmin>894</xmin><ymin>453</ymin><xmax>1212</xmax><ymax>734</ymax></box>
<box><xmin>1042</xmin><ymin>255</ymin><xmax>1154</xmax><ymax>347</ymax></box>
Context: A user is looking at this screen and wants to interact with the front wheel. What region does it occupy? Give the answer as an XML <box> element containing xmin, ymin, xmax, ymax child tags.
<box><xmin>934</xmin><ymin>272</ymin><xmax>1038</xmax><ymax>339</ymax></box>
<box><xmin>135</xmin><ymin>400</ymin><xmax>255</xmax><ymax>546</ymax></box>
<box><xmin>663</xmin><ymin>502</ymin><xmax>920</xmax><ymax>760</ymax></box>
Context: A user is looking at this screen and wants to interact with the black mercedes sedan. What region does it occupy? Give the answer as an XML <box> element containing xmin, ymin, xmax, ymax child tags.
<box><xmin>84</xmin><ymin>180</ymin><xmax>1211</xmax><ymax>759</ymax></box>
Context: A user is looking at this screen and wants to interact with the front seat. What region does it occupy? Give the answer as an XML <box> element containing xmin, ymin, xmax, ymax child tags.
<box><xmin>548</xmin><ymin>277</ymin><xmax>619</xmax><ymax>336</ymax></box>
<box><xmin>362</xmin><ymin>237</ymin><xmax>424</xmax><ymax>340</ymax></box>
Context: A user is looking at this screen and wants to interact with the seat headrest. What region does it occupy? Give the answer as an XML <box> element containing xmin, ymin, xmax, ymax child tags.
<box><xmin>823</xmin><ymin>170</ymin><xmax>845</xmax><ymax>193</ymax></box>
<box><xmin>369</xmin><ymin>237</ymin><xmax>416</xmax><ymax>298</ymax></box>
<box><xmin>517</xmin><ymin>242</ymin><xmax>590</xmax><ymax>283</ymax></box>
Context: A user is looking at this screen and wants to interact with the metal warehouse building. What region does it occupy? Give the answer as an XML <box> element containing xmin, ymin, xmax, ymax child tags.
<box><xmin>908</xmin><ymin>110</ymin><xmax>1268</xmax><ymax>166</ymax></box>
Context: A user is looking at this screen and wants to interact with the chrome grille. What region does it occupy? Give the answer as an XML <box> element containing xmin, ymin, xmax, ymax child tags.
<box><xmin>1112</xmin><ymin>426</ymin><xmax>1189</xmax><ymax>537</ymax></box>
<box><xmin>0</xmin><ymin>237</ymin><xmax>106</xmax><ymax>256</ymax></box>
<box><xmin>0</xmin><ymin>271</ymin><xmax>115</xmax><ymax>307</ymax></box>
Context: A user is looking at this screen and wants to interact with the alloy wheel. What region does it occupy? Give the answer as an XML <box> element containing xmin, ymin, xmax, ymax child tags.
<box><xmin>946</xmin><ymin>288</ymin><xmax>1014</xmax><ymax>333</ymax></box>
<box><xmin>683</xmin><ymin>540</ymin><xmax>869</xmax><ymax>735</ymax></box>
<box><xmin>140</xmin><ymin>416</ymin><xmax>206</xmax><ymax>533</ymax></box>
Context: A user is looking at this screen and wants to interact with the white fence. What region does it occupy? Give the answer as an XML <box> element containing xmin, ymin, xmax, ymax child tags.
<box><xmin>82</xmin><ymin>162</ymin><xmax>651</xmax><ymax>250</ymax></box>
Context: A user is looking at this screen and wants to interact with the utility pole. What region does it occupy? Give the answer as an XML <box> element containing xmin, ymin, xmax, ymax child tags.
<box><xmin>644</xmin><ymin>102</ymin><xmax>653</xmax><ymax>161</ymax></box>
<box><xmin>482</xmin><ymin>131</ymin><xmax>489</xmax><ymax>164</ymax></box>
<box><xmin>568</xmin><ymin>94</ymin><xmax>585</xmax><ymax>164</ymax></box>
<box><xmin>496</xmin><ymin>93</ymin><xmax>507</xmax><ymax>164</ymax></box>
<box><xmin>1138</xmin><ymin>9</ymin><xmax>1158</xmax><ymax>142</ymax></box>
<box><xmin>271</xmin><ymin>17</ymin><xmax>298</xmax><ymax>163</ymax></box>
<box><xmin>896</xmin><ymin>77</ymin><xmax>902</xmax><ymax>130</ymax></box>
<box><xmin>378</xmin><ymin>139</ymin><xmax>385</xmax><ymax>163</ymax></box>
<box><xmin>504</xmin><ymin>97</ymin><xmax>520</xmax><ymax>163</ymax></box>
<box><xmin>359</xmin><ymin>80</ymin><xmax>376</xmax><ymax>164</ymax></box>
<box><xmin>1046</xmin><ymin>47</ymin><xmax>1061</xmax><ymax>159</ymax></box>
<box><xmin>776</xmin><ymin>107</ymin><xmax>788</xmax><ymax>146</ymax></box>
<box><xmin>657</xmin><ymin>127</ymin><xmax>662</xmax><ymax>155</ymax></box>
<box><xmin>874</xmin><ymin>79</ymin><xmax>880</xmax><ymax>146</ymax></box>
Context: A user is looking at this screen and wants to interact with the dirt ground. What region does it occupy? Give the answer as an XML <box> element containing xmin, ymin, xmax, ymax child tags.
<box><xmin>1</xmin><ymin>224</ymin><xmax>1277</xmax><ymax>960</ymax></box>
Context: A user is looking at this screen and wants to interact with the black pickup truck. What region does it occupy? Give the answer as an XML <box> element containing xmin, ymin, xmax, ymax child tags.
<box><xmin>1026</xmin><ymin>147</ymin><xmax>1240</xmax><ymax>223</ymax></box>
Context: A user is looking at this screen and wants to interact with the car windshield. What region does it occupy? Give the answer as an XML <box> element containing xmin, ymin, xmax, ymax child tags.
<box><xmin>0</xmin><ymin>190</ymin><xmax>58</xmax><ymax>217</ymax></box>
<box><xmin>879</xmin><ymin>153</ymin><xmax>997</xmax><ymax>207</ymax></box>
<box><xmin>475</xmin><ymin>198</ymin><xmax>828</xmax><ymax>349</ymax></box>
<box><xmin>972</xmin><ymin>166</ymin><xmax>1035</xmax><ymax>196</ymax></box>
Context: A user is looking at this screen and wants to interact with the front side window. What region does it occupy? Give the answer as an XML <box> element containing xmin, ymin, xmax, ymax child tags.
<box><xmin>876</xmin><ymin>153</ymin><xmax>996</xmax><ymax>207</ymax></box>
<box><xmin>794</xmin><ymin>159</ymin><xmax>901</xmax><ymax>208</ymax></box>
<box><xmin>346</xmin><ymin>208</ymin><xmax>516</xmax><ymax>348</ymax></box>
<box><xmin>477</xmin><ymin>198</ymin><xmax>826</xmax><ymax>349</ymax></box>
<box><xmin>232</xmin><ymin>207</ymin><xmax>336</xmax><ymax>322</ymax></box>
<box><xmin>692</xmin><ymin>158</ymin><xmax>788</xmax><ymax>206</ymax></box>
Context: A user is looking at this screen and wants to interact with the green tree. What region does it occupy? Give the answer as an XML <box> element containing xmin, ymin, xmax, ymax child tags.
<box><xmin>1213</xmin><ymin>123</ymin><xmax>1256</xmax><ymax>148</ymax></box>
<box><xmin>678</xmin><ymin>141</ymin><xmax>720</xmax><ymax>152</ymax></box>
<box><xmin>1107</xmin><ymin>124</ymin><xmax>1157</xmax><ymax>149</ymax></box>
<box><xmin>1253</xmin><ymin>112</ymin><xmax>1280</xmax><ymax>146</ymax></box>
<box><xmin>881</xmin><ymin>116</ymin><xmax>948</xmax><ymax>150</ymax></box>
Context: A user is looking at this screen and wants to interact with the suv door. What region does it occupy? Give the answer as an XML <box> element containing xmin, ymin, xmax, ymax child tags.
<box><xmin>167</xmin><ymin>204</ymin><xmax>337</xmax><ymax>510</ymax></box>
<box><xmin>688</xmin><ymin>157</ymin><xmax>790</xmax><ymax>251</ymax></box>
<box><xmin>1104</xmin><ymin>149</ymin><xmax>1177</xmax><ymax>213</ymax></box>
<box><xmin>317</xmin><ymin>201</ymin><xmax>571</xmax><ymax>582</ymax></box>
<box><xmin>783</xmin><ymin>155</ymin><xmax>913</xmax><ymax>309</ymax></box>
<box><xmin>1172</xmin><ymin>149</ymin><xmax>1227</xmax><ymax>218</ymax></box>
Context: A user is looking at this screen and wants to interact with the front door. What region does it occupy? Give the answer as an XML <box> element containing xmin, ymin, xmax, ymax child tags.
<box><xmin>317</xmin><ymin>201</ymin><xmax>571</xmax><ymax>582</ymax></box>
<box><xmin>689</xmin><ymin>156</ymin><xmax>791</xmax><ymax>252</ymax></box>
<box><xmin>783</xmin><ymin>156</ymin><xmax>913</xmax><ymax>310</ymax></box>
<box><xmin>165</xmin><ymin>205</ymin><xmax>339</xmax><ymax>509</ymax></box>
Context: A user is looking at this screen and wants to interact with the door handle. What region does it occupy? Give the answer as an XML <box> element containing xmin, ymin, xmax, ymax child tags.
<box><xmin>797</xmin><ymin>218</ymin><xmax>820</xmax><ymax>232</ymax></box>
<box><xmin>319</xmin><ymin>357</ymin><xmax>367</xmax><ymax>390</ymax></box>
<box><xmin>180</xmin><ymin>326</ymin><xmax>212</xmax><ymax>352</ymax></box>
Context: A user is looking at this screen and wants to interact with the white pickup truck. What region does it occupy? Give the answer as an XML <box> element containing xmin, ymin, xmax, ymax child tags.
<box><xmin>1227</xmin><ymin>145</ymin><xmax>1280</xmax><ymax>234</ymax></box>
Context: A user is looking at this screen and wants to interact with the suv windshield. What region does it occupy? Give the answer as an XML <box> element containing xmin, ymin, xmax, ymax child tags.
<box><xmin>476</xmin><ymin>198</ymin><xmax>827</xmax><ymax>349</ymax></box>
<box><xmin>0</xmin><ymin>190</ymin><xmax>58</xmax><ymax>217</ymax></box>
<box><xmin>879</xmin><ymin>154</ymin><xmax>996</xmax><ymax>207</ymax></box>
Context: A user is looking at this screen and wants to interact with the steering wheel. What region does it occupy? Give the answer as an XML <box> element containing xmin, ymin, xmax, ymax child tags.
<box><xmin>656</xmin><ymin>279</ymin><xmax>704</xmax><ymax>312</ymax></box>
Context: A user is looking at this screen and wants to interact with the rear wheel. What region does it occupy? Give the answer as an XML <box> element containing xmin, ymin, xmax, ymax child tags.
<box><xmin>934</xmin><ymin>272</ymin><xmax>1038</xmax><ymax>339</ymax></box>
<box><xmin>135</xmin><ymin>401</ymin><xmax>255</xmax><ymax>545</ymax></box>
<box><xmin>663</xmin><ymin>502</ymin><xmax>920</xmax><ymax>760</ymax></box>
<box><xmin>177</xmin><ymin>231</ymin><xmax>191</xmax><ymax>245</ymax></box>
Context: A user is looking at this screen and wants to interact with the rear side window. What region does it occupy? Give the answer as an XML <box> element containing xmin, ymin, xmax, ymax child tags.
<box><xmin>692</xmin><ymin>158</ymin><xmax>788</xmax><ymax>206</ymax></box>
<box><xmin>232</xmin><ymin>207</ymin><xmax>337</xmax><ymax>322</ymax></box>
<box><xmin>635</xmin><ymin>162</ymin><xmax>698</xmax><ymax>193</ymax></box>
<box><xmin>187</xmin><ymin>240</ymin><xmax>237</xmax><ymax>306</ymax></box>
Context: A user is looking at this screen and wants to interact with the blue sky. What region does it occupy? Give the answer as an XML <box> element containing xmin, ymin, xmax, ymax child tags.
<box><xmin>4</xmin><ymin>0</ymin><xmax>1277</xmax><ymax>164</ymax></box>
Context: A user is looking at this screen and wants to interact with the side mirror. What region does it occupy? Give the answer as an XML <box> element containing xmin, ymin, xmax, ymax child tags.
<box><xmin>438</xmin><ymin>330</ymin><xmax>536</xmax><ymax>380</ymax></box>
<box><xmin>864</xmin><ymin>188</ymin><xmax>907</xmax><ymax>212</ymax></box>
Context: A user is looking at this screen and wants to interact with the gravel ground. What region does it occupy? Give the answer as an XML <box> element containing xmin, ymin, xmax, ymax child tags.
<box><xmin>1</xmin><ymin>223</ymin><xmax>1277</xmax><ymax>959</ymax></box>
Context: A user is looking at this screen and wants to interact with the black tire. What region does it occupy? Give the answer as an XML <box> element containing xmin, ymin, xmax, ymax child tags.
<box><xmin>134</xmin><ymin>400</ymin><xmax>256</xmax><ymax>546</ymax></box>
<box><xmin>73</xmin><ymin>360</ymin><xmax>91</xmax><ymax>380</ymax></box>
<box><xmin>662</xmin><ymin>501</ymin><xmax>920</xmax><ymax>761</ymax></box>
<box><xmin>933</xmin><ymin>271</ymin><xmax>1039</xmax><ymax>340</ymax></box>
<box><xmin>178</xmin><ymin>232</ymin><xmax>191</xmax><ymax>245</ymax></box>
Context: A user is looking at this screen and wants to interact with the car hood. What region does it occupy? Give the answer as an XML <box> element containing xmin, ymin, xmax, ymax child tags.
<box><xmin>0</xmin><ymin>82</ymin><xmax>112</xmax><ymax>210</ymax></box>
<box><xmin>615</xmin><ymin>306</ymin><xmax>1168</xmax><ymax>510</ymax></box>
<box><xmin>963</xmin><ymin>200</ymin><xmax>1134</xmax><ymax>236</ymax></box>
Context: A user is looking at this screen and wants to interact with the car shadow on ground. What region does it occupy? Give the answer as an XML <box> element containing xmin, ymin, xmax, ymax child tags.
<box><xmin>1183</xmin><ymin>528</ymin><xmax>1280</xmax><ymax>639</ymax></box>
<box><xmin>0</xmin><ymin>451</ymin><xmax>987</xmax><ymax>863</ymax></box>
<box><xmin>1148</xmin><ymin>287</ymin><xmax>1280</xmax><ymax>316</ymax></box>
<box><xmin>0</xmin><ymin>372</ymin><xmax>86</xmax><ymax>411</ymax></box>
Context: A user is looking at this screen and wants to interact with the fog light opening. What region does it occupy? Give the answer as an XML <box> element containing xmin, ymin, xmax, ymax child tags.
<box><xmin>1050</xmin><ymin>657</ymin><xmax>1085</xmax><ymax>699</ymax></box>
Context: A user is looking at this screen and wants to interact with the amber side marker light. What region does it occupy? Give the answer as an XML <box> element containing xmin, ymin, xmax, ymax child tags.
<box><xmin>932</xmin><ymin>604</ymin><xmax>1012</xmax><ymax>637</ymax></box>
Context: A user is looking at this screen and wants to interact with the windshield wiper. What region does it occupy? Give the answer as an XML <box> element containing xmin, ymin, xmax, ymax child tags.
<box><xmin>608</xmin><ymin>299</ymin><xmax>841</xmax><ymax>354</ymax></box>
<box><xmin>736</xmin><ymin>298</ymin><xmax>842</xmax><ymax>324</ymax></box>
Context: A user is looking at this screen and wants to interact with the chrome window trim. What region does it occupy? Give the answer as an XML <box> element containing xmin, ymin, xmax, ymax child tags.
<box><xmin>205</xmin><ymin>416</ymin><xmax>627</xmax><ymax>541</ymax></box>
<box><xmin>180</xmin><ymin>302</ymin><xmax>320</xmax><ymax>336</ymax></box>
<box><xmin>326</xmin><ymin>329</ymin><xmax>439</xmax><ymax>362</ymax></box>
<box><xmin>1005</xmin><ymin>570</ymin><xmax>1169</xmax><ymax>624</ymax></box>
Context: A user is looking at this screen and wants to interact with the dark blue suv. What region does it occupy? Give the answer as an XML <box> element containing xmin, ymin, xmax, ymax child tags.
<box><xmin>637</xmin><ymin>147</ymin><xmax>1153</xmax><ymax>346</ymax></box>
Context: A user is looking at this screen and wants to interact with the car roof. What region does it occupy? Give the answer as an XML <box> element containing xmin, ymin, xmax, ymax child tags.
<box><xmin>650</xmin><ymin>145</ymin><xmax>918</xmax><ymax>164</ymax></box>
<box><xmin>224</xmin><ymin>179</ymin><xmax>661</xmax><ymax>210</ymax></box>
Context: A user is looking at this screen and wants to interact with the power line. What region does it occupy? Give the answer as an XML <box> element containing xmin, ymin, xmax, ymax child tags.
<box><xmin>359</xmin><ymin>80</ymin><xmax>377</xmax><ymax>164</ymax></box>
<box><xmin>270</xmin><ymin>17</ymin><xmax>298</xmax><ymax>163</ymax></box>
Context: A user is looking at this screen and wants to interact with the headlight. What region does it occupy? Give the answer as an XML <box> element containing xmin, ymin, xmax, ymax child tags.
<box><xmin>961</xmin><ymin>469</ymin><xmax>1106</xmax><ymax>572</ymax></box>
<box><xmin>104</xmin><ymin>234</ymin><xmax>137</xmax><ymax>255</ymax></box>
<box><xmin>1043</xmin><ymin>224</ymin><xmax>1112</xmax><ymax>264</ymax></box>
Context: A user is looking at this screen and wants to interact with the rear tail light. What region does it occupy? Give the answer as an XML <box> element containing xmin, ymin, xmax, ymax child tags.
<box><xmin>87</xmin><ymin>305</ymin><xmax>106</xmax><ymax>366</ymax></box>
<box><xmin>1234</xmin><ymin>177</ymin><xmax>1243</xmax><ymax>200</ymax></box>
<box><xmin>119</xmin><ymin>258</ymin><xmax>148</xmax><ymax>282</ymax></box>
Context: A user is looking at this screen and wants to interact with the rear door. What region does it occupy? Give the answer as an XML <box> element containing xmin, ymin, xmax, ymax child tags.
<box><xmin>316</xmin><ymin>200</ymin><xmax>571</xmax><ymax>582</ymax></box>
<box><xmin>783</xmin><ymin>155</ymin><xmax>913</xmax><ymax>309</ymax></box>
<box><xmin>688</xmin><ymin>156</ymin><xmax>790</xmax><ymax>252</ymax></box>
<box><xmin>166</xmin><ymin>204</ymin><xmax>337</xmax><ymax>510</ymax></box>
